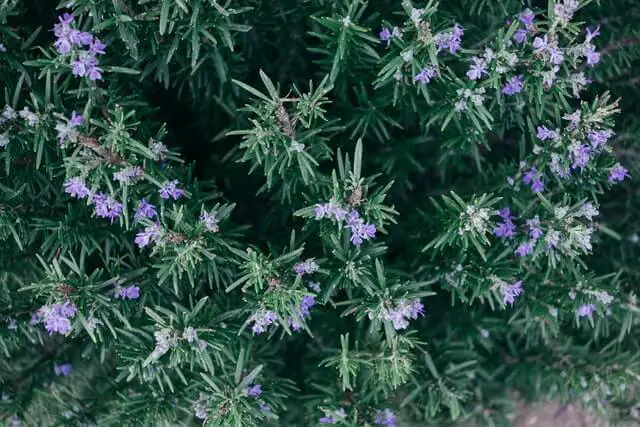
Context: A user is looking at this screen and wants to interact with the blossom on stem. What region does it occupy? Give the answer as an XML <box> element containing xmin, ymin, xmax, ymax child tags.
<box><xmin>63</xmin><ymin>177</ymin><xmax>91</xmax><ymax>199</ymax></box>
<box><xmin>159</xmin><ymin>180</ymin><xmax>185</xmax><ymax>200</ymax></box>
<box><xmin>375</xmin><ymin>409</ymin><xmax>397</xmax><ymax>427</ymax></box>
<box><xmin>91</xmin><ymin>193</ymin><xmax>123</xmax><ymax>222</ymax></box>
<box><xmin>135</xmin><ymin>223</ymin><xmax>163</xmax><ymax>248</ymax></box>
<box><xmin>608</xmin><ymin>163</ymin><xmax>629</xmax><ymax>183</ymax></box>
<box><xmin>501</xmin><ymin>280</ymin><xmax>523</xmax><ymax>305</ymax></box>
<box><xmin>134</xmin><ymin>199</ymin><xmax>157</xmax><ymax>221</ymax></box>
<box><xmin>502</xmin><ymin>75</ymin><xmax>524</xmax><ymax>96</ymax></box>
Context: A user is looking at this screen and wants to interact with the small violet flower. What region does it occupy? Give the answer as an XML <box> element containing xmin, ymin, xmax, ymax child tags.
<box><xmin>63</xmin><ymin>177</ymin><xmax>91</xmax><ymax>199</ymax></box>
<box><xmin>502</xmin><ymin>75</ymin><xmax>524</xmax><ymax>96</ymax></box>
<box><xmin>294</xmin><ymin>259</ymin><xmax>319</xmax><ymax>275</ymax></box>
<box><xmin>134</xmin><ymin>199</ymin><xmax>157</xmax><ymax>221</ymax></box>
<box><xmin>246</xmin><ymin>384</ymin><xmax>262</xmax><ymax>397</ymax></box>
<box><xmin>375</xmin><ymin>409</ymin><xmax>397</xmax><ymax>427</ymax></box>
<box><xmin>200</xmin><ymin>211</ymin><xmax>219</xmax><ymax>232</ymax></box>
<box><xmin>250</xmin><ymin>310</ymin><xmax>278</xmax><ymax>335</ymax></box>
<box><xmin>608</xmin><ymin>163</ymin><xmax>629</xmax><ymax>183</ymax></box>
<box><xmin>523</xmin><ymin>167</ymin><xmax>544</xmax><ymax>193</ymax></box>
<box><xmin>577</xmin><ymin>303</ymin><xmax>596</xmax><ymax>318</ymax></box>
<box><xmin>159</xmin><ymin>180</ymin><xmax>185</xmax><ymax>200</ymax></box>
<box><xmin>117</xmin><ymin>285</ymin><xmax>140</xmax><ymax>300</ymax></box>
<box><xmin>414</xmin><ymin>66</ymin><xmax>437</xmax><ymax>84</ymax></box>
<box><xmin>501</xmin><ymin>280</ymin><xmax>523</xmax><ymax>305</ymax></box>
<box><xmin>494</xmin><ymin>207</ymin><xmax>516</xmax><ymax>239</ymax></box>
<box><xmin>91</xmin><ymin>193</ymin><xmax>123</xmax><ymax>223</ymax></box>
<box><xmin>135</xmin><ymin>223</ymin><xmax>163</xmax><ymax>248</ymax></box>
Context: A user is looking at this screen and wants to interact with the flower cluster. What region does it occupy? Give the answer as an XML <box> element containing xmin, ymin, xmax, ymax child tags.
<box><xmin>53</xmin><ymin>13</ymin><xmax>106</xmax><ymax>81</ymax></box>
<box><xmin>288</xmin><ymin>295</ymin><xmax>316</xmax><ymax>331</ymax></box>
<box><xmin>513</xmin><ymin>9</ymin><xmax>535</xmax><ymax>44</ymax></box>
<box><xmin>92</xmin><ymin>193</ymin><xmax>124</xmax><ymax>223</ymax></box>
<box><xmin>494</xmin><ymin>207</ymin><xmax>516</xmax><ymax>239</ymax></box>
<box><xmin>56</xmin><ymin>111</ymin><xmax>84</xmax><ymax>146</ymax></box>
<box><xmin>159</xmin><ymin>180</ymin><xmax>185</xmax><ymax>200</ymax></box>
<box><xmin>315</xmin><ymin>200</ymin><xmax>376</xmax><ymax>246</ymax></box>
<box><xmin>294</xmin><ymin>259</ymin><xmax>319</xmax><ymax>275</ymax></box>
<box><xmin>577</xmin><ymin>303</ymin><xmax>596</xmax><ymax>318</ymax></box>
<box><xmin>502</xmin><ymin>74</ymin><xmax>524</xmax><ymax>96</ymax></box>
<box><xmin>116</xmin><ymin>285</ymin><xmax>140</xmax><ymax>300</ymax></box>
<box><xmin>113</xmin><ymin>166</ymin><xmax>143</xmax><ymax>184</ymax></box>
<box><xmin>434</xmin><ymin>24</ymin><xmax>464</xmax><ymax>54</ymax></box>
<box><xmin>246</xmin><ymin>384</ymin><xmax>262</xmax><ymax>397</ymax></box>
<box><xmin>249</xmin><ymin>309</ymin><xmax>278</xmax><ymax>334</ymax></box>
<box><xmin>135</xmin><ymin>223</ymin><xmax>164</xmax><ymax>249</ymax></box>
<box><xmin>414</xmin><ymin>66</ymin><xmax>438</xmax><ymax>85</ymax></box>
<box><xmin>466</xmin><ymin>47</ymin><xmax>518</xmax><ymax>81</ymax></box>
<box><xmin>135</xmin><ymin>199</ymin><xmax>157</xmax><ymax>221</ymax></box>
<box><xmin>375</xmin><ymin>409</ymin><xmax>397</xmax><ymax>427</ymax></box>
<box><xmin>199</xmin><ymin>211</ymin><xmax>219</xmax><ymax>232</ymax></box>
<box><xmin>373</xmin><ymin>298</ymin><xmax>424</xmax><ymax>330</ymax></box>
<box><xmin>36</xmin><ymin>301</ymin><xmax>77</xmax><ymax>335</ymax></box>
<box><xmin>497</xmin><ymin>279</ymin><xmax>524</xmax><ymax>305</ymax></box>
<box><xmin>522</xmin><ymin>166</ymin><xmax>544</xmax><ymax>193</ymax></box>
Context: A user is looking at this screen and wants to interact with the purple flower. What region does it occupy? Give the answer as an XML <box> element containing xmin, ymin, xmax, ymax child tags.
<box><xmin>608</xmin><ymin>163</ymin><xmax>629</xmax><ymax>183</ymax></box>
<box><xmin>570</xmin><ymin>144</ymin><xmax>591</xmax><ymax>170</ymax></box>
<box><xmin>88</xmin><ymin>65</ymin><xmax>103</xmax><ymax>81</ymax></box>
<box><xmin>494</xmin><ymin>207</ymin><xmax>516</xmax><ymax>239</ymax></box>
<box><xmin>134</xmin><ymin>199</ymin><xmax>157</xmax><ymax>221</ymax></box>
<box><xmin>549</xmin><ymin>46</ymin><xmax>564</xmax><ymax>65</ymax></box>
<box><xmin>523</xmin><ymin>167</ymin><xmax>544</xmax><ymax>193</ymax></box>
<box><xmin>250</xmin><ymin>310</ymin><xmax>278</xmax><ymax>335</ymax></box>
<box><xmin>515</xmin><ymin>241</ymin><xmax>534</xmax><ymax>257</ymax></box>
<box><xmin>159</xmin><ymin>180</ymin><xmax>185</xmax><ymax>200</ymax></box>
<box><xmin>379</xmin><ymin>27</ymin><xmax>392</xmax><ymax>45</ymax></box>
<box><xmin>89</xmin><ymin>38</ymin><xmax>106</xmax><ymax>55</ymax></box>
<box><xmin>434</xmin><ymin>24</ymin><xmax>464</xmax><ymax>54</ymax></box>
<box><xmin>319</xmin><ymin>417</ymin><xmax>337</xmax><ymax>424</ymax></box>
<box><xmin>40</xmin><ymin>301</ymin><xmax>77</xmax><ymax>335</ymax></box>
<box><xmin>532</xmin><ymin>35</ymin><xmax>548</xmax><ymax>52</ymax></box>
<box><xmin>71</xmin><ymin>52</ymin><xmax>97</xmax><ymax>77</ymax></box>
<box><xmin>194</xmin><ymin>402</ymin><xmax>208</xmax><ymax>419</ymax></box>
<box><xmin>519</xmin><ymin>9</ymin><xmax>535</xmax><ymax>27</ymax></box>
<box><xmin>91</xmin><ymin>193</ymin><xmax>123</xmax><ymax>222</ymax></box>
<box><xmin>577</xmin><ymin>303</ymin><xmax>596</xmax><ymax>318</ymax></box>
<box><xmin>135</xmin><ymin>223</ymin><xmax>163</xmax><ymax>248</ymax></box>
<box><xmin>113</xmin><ymin>166</ymin><xmax>143</xmax><ymax>184</ymax></box>
<box><xmin>466</xmin><ymin>57</ymin><xmax>488</xmax><ymax>80</ymax></box>
<box><xmin>294</xmin><ymin>259</ymin><xmax>319</xmax><ymax>275</ymax></box>
<box><xmin>246</xmin><ymin>384</ymin><xmax>262</xmax><ymax>397</ymax></box>
<box><xmin>260</xmin><ymin>402</ymin><xmax>271</xmax><ymax>412</ymax></box>
<box><xmin>117</xmin><ymin>285</ymin><xmax>140</xmax><ymax>300</ymax></box>
<box><xmin>54</xmin><ymin>363</ymin><xmax>73</xmax><ymax>376</ymax></box>
<box><xmin>70</xmin><ymin>111</ymin><xmax>84</xmax><ymax>127</ymax></box>
<box><xmin>300</xmin><ymin>295</ymin><xmax>316</xmax><ymax>316</ymax></box>
<box><xmin>502</xmin><ymin>75</ymin><xmax>524</xmax><ymax>96</ymax></box>
<box><xmin>585</xmin><ymin>26</ymin><xmax>600</xmax><ymax>42</ymax></box>
<box><xmin>200</xmin><ymin>211</ymin><xmax>220</xmax><ymax>232</ymax></box>
<box><xmin>526</xmin><ymin>216</ymin><xmax>543</xmax><ymax>240</ymax></box>
<box><xmin>314</xmin><ymin>203</ymin><xmax>330</xmax><ymax>219</ymax></box>
<box><xmin>536</xmin><ymin>126</ymin><xmax>558</xmax><ymax>141</ymax></box>
<box><xmin>587</xmin><ymin>129</ymin><xmax>614</xmax><ymax>148</ymax></box>
<box><xmin>501</xmin><ymin>280</ymin><xmax>523</xmax><ymax>305</ymax></box>
<box><xmin>346</xmin><ymin>211</ymin><xmax>376</xmax><ymax>246</ymax></box>
<box><xmin>375</xmin><ymin>409</ymin><xmax>397</xmax><ymax>427</ymax></box>
<box><xmin>63</xmin><ymin>177</ymin><xmax>91</xmax><ymax>199</ymax></box>
<box><xmin>584</xmin><ymin>44</ymin><xmax>600</xmax><ymax>66</ymax></box>
<box><xmin>513</xmin><ymin>29</ymin><xmax>528</xmax><ymax>44</ymax></box>
<box><xmin>414</xmin><ymin>66</ymin><xmax>437</xmax><ymax>84</ymax></box>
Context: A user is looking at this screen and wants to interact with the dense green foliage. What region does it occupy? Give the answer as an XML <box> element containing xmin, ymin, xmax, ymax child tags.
<box><xmin>1</xmin><ymin>0</ymin><xmax>640</xmax><ymax>425</ymax></box>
